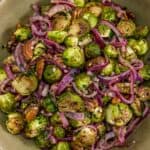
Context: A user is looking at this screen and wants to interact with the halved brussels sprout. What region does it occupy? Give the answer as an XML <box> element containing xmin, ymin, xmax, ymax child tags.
<box><xmin>104</xmin><ymin>45</ymin><xmax>118</xmax><ymax>58</ymax></box>
<box><xmin>137</xmin><ymin>87</ymin><xmax>150</xmax><ymax>101</ymax></box>
<box><xmin>117</xmin><ymin>20</ymin><xmax>136</xmax><ymax>37</ymax></box>
<box><xmin>135</xmin><ymin>26</ymin><xmax>149</xmax><ymax>38</ymax></box>
<box><xmin>106</xmin><ymin>103</ymin><xmax>133</xmax><ymax>126</ymax></box>
<box><xmin>53</xmin><ymin>126</ymin><xmax>65</xmax><ymax>138</ymax></box>
<box><xmin>50</xmin><ymin>112</ymin><xmax>62</xmax><ymax>125</ymax></box>
<box><xmin>55</xmin><ymin>142</ymin><xmax>70</xmax><ymax>150</ymax></box>
<box><xmin>47</xmin><ymin>30</ymin><xmax>68</xmax><ymax>43</ymax></box>
<box><xmin>43</xmin><ymin>65</ymin><xmax>62</xmax><ymax>84</ymax></box>
<box><xmin>0</xmin><ymin>93</ymin><xmax>16</xmax><ymax>113</ymax></box>
<box><xmin>12</xmin><ymin>75</ymin><xmax>38</xmax><ymax>96</ymax></box>
<box><xmin>139</xmin><ymin>65</ymin><xmax>150</xmax><ymax>80</ymax></box>
<box><xmin>25</xmin><ymin>115</ymin><xmax>48</xmax><ymax>138</ymax></box>
<box><xmin>79</xmin><ymin>33</ymin><xmax>92</xmax><ymax>47</ymax></box>
<box><xmin>74</xmin><ymin>0</ymin><xmax>85</xmax><ymax>7</ymax></box>
<box><xmin>57</xmin><ymin>91</ymin><xmax>85</xmax><ymax>112</ymax></box>
<box><xmin>97</xmin><ymin>123</ymin><xmax>106</xmax><ymax>137</ymax></box>
<box><xmin>0</xmin><ymin>68</ymin><xmax>7</xmax><ymax>82</ymax></box>
<box><xmin>64</xmin><ymin>36</ymin><xmax>79</xmax><ymax>47</ymax></box>
<box><xmin>6</xmin><ymin>112</ymin><xmax>24</xmax><ymax>134</ymax></box>
<box><xmin>63</xmin><ymin>46</ymin><xmax>85</xmax><ymax>68</ymax></box>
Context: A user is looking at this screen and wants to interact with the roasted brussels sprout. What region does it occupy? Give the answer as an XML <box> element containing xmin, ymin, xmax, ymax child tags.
<box><xmin>114</xmin><ymin>62</ymin><xmax>128</xmax><ymax>74</ymax></box>
<box><xmin>139</xmin><ymin>65</ymin><xmax>150</xmax><ymax>80</ymax></box>
<box><xmin>137</xmin><ymin>87</ymin><xmax>150</xmax><ymax>101</ymax></box>
<box><xmin>25</xmin><ymin>115</ymin><xmax>48</xmax><ymax>138</ymax></box>
<box><xmin>117</xmin><ymin>20</ymin><xmax>136</xmax><ymax>37</ymax></box>
<box><xmin>12</xmin><ymin>75</ymin><xmax>38</xmax><ymax>96</ymax></box>
<box><xmin>42</xmin><ymin>95</ymin><xmax>57</xmax><ymax>113</ymax></box>
<box><xmin>72</xmin><ymin>126</ymin><xmax>97</xmax><ymax>148</ymax></box>
<box><xmin>47</xmin><ymin>30</ymin><xmax>68</xmax><ymax>43</ymax></box>
<box><xmin>55</xmin><ymin>142</ymin><xmax>70</xmax><ymax>150</ymax></box>
<box><xmin>35</xmin><ymin>132</ymin><xmax>50</xmax><ymax>148</ymax></box>
<box><xmin>74</xmin><ymin>0</ymin><xmax>85</xmax><ymax>7</ymax></box>
<box><xmin>135</xmin><ymin>26</ymin><xmax>149</xmax><ymax>38</ymax></box>
<box><xmin>97</xmin><ymin>123</ymin><xmax>106</xmax><ymax>137</ymax></box>
<box><xmin>74</xmin><ymin>73</ymin><xmax>92</xmax><ymax>92</ymax></box>
<box><xmin>64</xmin><ymin>36</ymin><xmax>79</xmax><ymax>47</ymax></box>
<box><xmin>128</xmin><ymin>39</ymin><xmax>149</xmax><ymax>56</ymax></box>
<box><xmin>43</xmin><ymin>65</ymin><xmax>62</xmax><ymax>84</ymax></box>
<box><xmin>98</xmin><ymin>24</ymin><xmax>113</xmax><ymax>38</ymax></box>
<box><xmin>102</xmin><ymin>95</ymin><xmax>111</xmax><ymax>105</ymax></box>
<box><xmin>104</xmin><ymin>45</ymin><xmax>118</xmax><ymax>58</ymax></box>
<box><xmin>101</xmin><ymin>6</ymin><xmax>116</xmax><ymax>22</ymax></box>
<box><xmin>131</xmin><ymin>98</ymin><xmax>143</xmax><ymax>116</ymax></box>
<box><xmin>0</xmin><ymin>68</ymin><xmax>7</xmax><ymax>82</ymax></box>
<box><xmin>79</xmin><ymin>33</ymin><xmax>92</xmax><ymax>47</ymax></box>
<box><xmin>63</xmin><ymin>47</ymin><xmax>85</xmax><ymax>68</ymax></box>
<box><xmin>50</xmin><ymin>112</ymin><xmax>62</xmax><ymax>125</ymax></box>
<box><xmin>83</xmin><ymin>12</ymin><xmax>98</xmax><ymax>28</ymax></box>
<box><xmin>57</xmin><ymin>91</ymin><xmax>85</xmax><ymax>112</ymax></box>
<box><xmin>68</xmin><ymin>19</ymin><xmax>90</xmax><ymax>37</ymax></box>
<box><xmin>116</xmin><ymin>83</ymin><xmax>132</xmax><ymax>94</ymax></box>
<box><xmin>53</xmin><ymin>126</ymin><xmax>65</xmax><ymax>138</ymax></box>
<box><xmin>0</xmin><ymin>93</ymin><xmax>16</xmax><ymax>113</ymax></box>
<box><xmin>6</xmin><ymin>112</ymin><xmax>24</xmax><ymax>135</ymax></box>
<box><xmin>85</xmin><ymin>43</ymin><xmax>101</xmax><ymax>59</ymax></box>
<box><xmin>106</xmin><ymin>103</ymin><xmax>133</xmax><ymax>126</ymax></box>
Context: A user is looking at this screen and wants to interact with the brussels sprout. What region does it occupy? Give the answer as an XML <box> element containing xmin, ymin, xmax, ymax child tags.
<box><xmin>14</xmin><ymin>27</ymin><xmax>31</xmax><ymax>41</ymax></box>
<box><xmin>55</xmin><ymin>142</ymin><xmax>70</xmax><ymax>150</ymax></box>
<box><xmin>74</xmin><ymin>0</ymin><xmax>85</xmax><ymax>7</ymax></box>
<box><xmin>0</xmin><ymin>68</ymin><xmax>7</xmax><ymax>82</ymax></box>
<box><xmin>101</xmin><ymin>61</ymin><xmax>115</xmax><ymax>76</ymax></box>
<box><xmin>83</xmin><ymin>12</ymin><xmax>98</xmax><ymax>28</ymax></box>
<box><xmin>117</xmin><ymin>20</ymin><xmax>136</xmax><ymax>37</ymax></box>
<box><xmin>35</xmin><ymin>132</ymin><xmax>50</xmax><ymax>148</ymax></box>
<box><xmin>128</xmin><ymin>39</ymin><xmax>149</xmax><ymax>56</ymax></box>
<box><xmin>106</xmin><ymin>103</ymin><xmax>133</xmax><ymax>126</ymax></box>
<box><xmin>104</xmin><ymin>45</ymin><xmax>118</xmax><ymax>58</ymax></box>
<box><xmin>74</xmin><ymin>73</ymin><xmax>92</xmax><ymax>92</ymax></box>
<box><xmin>97</xmin><ymin>123</ymin><xmax>106</xmax><ymax>137</ymax></box>
<box><xmin>43</xmin><ymin>65</ymin><xmax>62</xmax><ymax>84</ymax></box>
<box><xmin>102</xmin><ymin>95</ymin><xmax>111</xmax><ymax>105</ymax></box>
<box><xmin>42</xmin><ymin>95</ymin><xmax>57</xmax><ymax>113</ymax></box>
<box><xmin>98</xmin><ymin>24</ymin><xmax>113</xmax><ymax>38</ymax></box>
<box><xmin>0</xmin><ymin>93</ymin><xmax>16</xmax><ymax>113</ymax></box>
<box><xmin>63</xmin><ymin>47</ymin><xmax>85</xmax><ymax>68</ymax></box>
<box><xmin>57</xmin><ymin>91</ymin><xmax>85</xmax><ymax>112</ymax></box>
<box><xmin>6</xmin><ymin>112</ymin><xmax>24</xmax><ymax>134</ymax></box>
<box><xmin>101</xmin><ymin>6</ymin><xmax>116</xmax><ymax>22</ymax></box>
<box><xmin>64</xmin><ymin>36</ymin><xmax>79</xmax><ymax>47</ymax></box>
<box><xmin>25</xmin><ymin>115</ymin><xmax>48</xmax><ymax>138</ymax></box>
<box><xmin>52</xmin><ymin>13</ymin><xmax>71</xmax><ymax>31</ymax></box>
<box><xmin>47</xmin><ymin>31</ymin><xmax>68</xmax><ymax>43</ymax></box>
<box><xmin>116</xmin><ymin>83</ymin><xmax>132</xmax><ymax>94</ymax></box>
<box><xmin>114</xmin><ymin>63</ymin><xmax>128</xmax><ymax>74</ymax></box>
<box><xmin>137</xmin><ymin>87</ymin><xmax>150</xmax><ymax>101</ymax></box>
<box><xmin>68</xmin><ymin>19</ymin><xmax>90</xmax><ymax>37</ymax></box>
<box><xmin>135</xmin><ymin>26</ymin><xmax>149</xmax><ymax>38</ymax></box>
<box><xmin>12</xmin><ymin>75</ymin><xmax>38</xmax><ymax>96</ymax></box>
<box><xmin>50</xmin><ymin>112</ymin><xmax>62</xmax><ymax>125</ymax></box>
<box><xmin>131</xmin><ymin>98</ymin><xmax>143</xmax><ymax>116</ymax></box>
<box><xmin>79</xmin><ymin>34</ymin><xmax>92</xmax><ymax>47</ymax></box>
<box><xmin>139</xmin><ymin>65</ymin><xmax>150</xmax><ymax>80</ymax></box>
<box><xmin>72</xmin><ymin>126</ymin><xmax>97</xmax><ymax>148</ymax></box>
<box><xmin>53</xmin><ymin>126</ymin><xmax>65</xmax><ymax>138</ymax></box>
<box><xmin>85</xmin><ymin>43</ymin><xmax>101</xmax><ymax>59</ymax></box>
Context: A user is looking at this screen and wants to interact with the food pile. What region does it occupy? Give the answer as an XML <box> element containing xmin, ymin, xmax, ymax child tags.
<box><xmin>0</xmin><ymin>0</ymin><xmax>149</xmax><ymax>150</ymax></box>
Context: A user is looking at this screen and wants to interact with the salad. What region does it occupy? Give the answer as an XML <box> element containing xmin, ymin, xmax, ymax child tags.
<box><xmin>0</xmin><ymin>0</ymin><xmax>150</xmax><ymax>149</ymax></box>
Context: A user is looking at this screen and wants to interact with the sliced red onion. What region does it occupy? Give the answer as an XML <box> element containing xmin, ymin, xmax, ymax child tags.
<box><xmin>91</xmin><ymin>28</ymin><xmax>106</xmax><ymax>49</ymax></box>
<box><xmin>51</xmin><ymin>0</ymin><xmax>75</xmax><ymax>7</ymax></box>
<box><xmin>131</xmin><ymin>59</ymin><xmax>144</xmax><ymax>70</ymax></box>
<box><xmin>116</xmin><ymin>127</ymin><xmax>126</xmax><ymax>144</ymax></box>
<box><xmin>59</xmin><ymin>112</ymin><xmax>69</xmax><ymax>128</ymax></box>
<box><xmin>72</xmin><ymin>82</ymin><xmax>97</xmax><ymax>98</ymax></box>
<box><xmin>0</xmin><ymin>79</ymin><xmax>11</xmax><ymax>93</ymax></box>
<box><xmin>46</xmin><ymin>4</ymin><xmax>72</xmax><ymax>18</ymax></box>
<box><xmin>65</xmin><ymin>112</ymin><xmax>85</xmax><ymax>121</ymax></box>
<box><xmin>57</xmin><ymin>137</ymin><xmax>73</xmax><ymax>142</ymax></box>
<box><xmin>4</xmin><ymin>64</ymin><xmax>15</xmax><ymax>80</ymax></box>
<box><xmin>111</xmin><ymin>38</ymin><xmax>127</xmax><ymax>48</ymax></box>
<box><xmin>41</xmin><ymin>84</ymin><xmax>49</xmax><ymax>97</ymax></box>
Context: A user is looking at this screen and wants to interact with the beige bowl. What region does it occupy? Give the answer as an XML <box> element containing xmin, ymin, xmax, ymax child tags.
<box><xmin>0</xmin><ymin>0</ymin><xmax>150</xmax><ymax>150</ymax></box>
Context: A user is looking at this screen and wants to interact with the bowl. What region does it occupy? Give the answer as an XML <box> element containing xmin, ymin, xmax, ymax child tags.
<box><xmin>0</xmin><ymin>0</ymin><xmax>149</xmax><ymax>149</ymax></box>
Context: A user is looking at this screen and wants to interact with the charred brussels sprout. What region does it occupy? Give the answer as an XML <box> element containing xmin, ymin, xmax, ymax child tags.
<box><xmin>101</xmin><ymin>6</ymin><xmax>116</xmax><ymax>22</ymax></box>
<box><xmin>83</xmin><ymin>12</ymin><xmax>98</xmax><ymax>28</ymax></box>
<box><xmin>98</xmin><ymin>24</ymin><xmax>113</xmax><ymax>38</ymax></box>
<box><xmin>0</xmin><ymin>93</ymin><xmax>16</xmax><ymax>113</ymax></box>
<box><xmin>43</xmin><ymin>65</ymin><xmax>62</xmax><ymax>84</ymax></box>
<box><xmin>117</xmin><ymin>20</ymin><xmax>136</xmax><ymax>37</ymax></box>
<box><xmin>12</xmin><ymin>75</ymin><xmax>38</xmax><ymax>96</ymax></box>
<box><xmin>6</xmin><ymin>112</ymin><xmax>24</xmax><ymax>134</ymax></box>
<box><xmin>0</xmin><ymin>68</ymin><xmax>7</xmax><ymax>82</ymax></box>
<box><xmin>97</xmin><ymin>123</ymin><xmax>106</xmax><ymax>137</ymax></box>
<box><xmin>63</xmin><ymin>47</ymin><xmax>85</xmax><ymax>68</ymax></box>
<box><xmin>135</xmin><ymin>26</ymin><xmax>149</xmax><ymax>38</ymax></box>
<box><xmin>25</xmin><ymin>115</ymin><xmax>48</xmax><ymax>138</ymax></box>
<box><xmin>47</xmin><ymin>31</ymin><xmax>67</xmax><ymax>43</ymax></box>
<box><xmin>57</xmin><ymin>91</ymin><xmax>85</xmax><ymax>112</ymax></box>
<box><xmin>137</xmin><ymin>87</ymin><xmax>150</xmax><ymax>101</ymax></box>
<box><xmin>104</xmin><ymin>45</ymin><xmax>118</xmax><ymax>58</ymax></box>
<box><xmin>53</xmin><ymin>126</ymin><xmax>65</xmax><ymax>138</ymax></box>
<box><xmin>115</xmin><ymin>63</ymin><xmax>128</xmax><ymax>75</ymax></box>
<box><xmin>128</xmin><ymin>39</ymin><xmax>149</xmax><ymax>56</ymax></box>
<box><xmin>42</xmin><ymin>95</ymin><xmax>57</xmax><ymax>113</ymax></box>
<box><xmin>85</xmin><ymin>43</ymin><xmax>101</xmax><ymax>59</ymax></box>
<box><xmin>106</xmin><ymin>103</ymin><xmax>133</xmax><ymax>126</ymax></box>
<box><xmin>55</xmin><ymin>142</ymin><xmax>70</xmax><ymax>150</ymax></box>
<box><xmin>50</xmin><ymin>112</ymin><xmax>62</xmax><ymax>125</ymax></box>
<box><xmin>74</xmin><ymin>73</ymin><xmax>92</xmax><ymax>92</ymax></box>
<box><xmin>74</xmin><ymin>0</ymin><xmax>85</xmax><ymax>7</ymax></box>
<box><xmin>72</xmin><ymin>126</ymin><xmax>97</xmax><ymax>148</ymax></box>
<box><xmin>139</xmin><ymin>65</ymin><xmax>150</xmax><ymax>80</ymax></box>
<box><xmin>14</xmin><ymin>27</ymin><xmax>31</xmax><ymax>41</ymax></box>
<box><xmin>64</xmin><ymin>36</ymin><xmax>79</xmax><ymax>47</ymax></box>
<box><xmin>79</xmin><ymin>33</ymin><xmax>92</xmax><ymax>47</ymax></box>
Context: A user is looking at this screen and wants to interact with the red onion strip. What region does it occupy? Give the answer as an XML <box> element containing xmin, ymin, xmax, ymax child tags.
<box><xmin>51</xmin><ymin>0</ymin><xmax>75</xmax><ymax>7</ymax></box>
<box><xmin>59</xmin><ymin>112</ymin><xmax>69</xmax><ymax>128</ymax></box>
